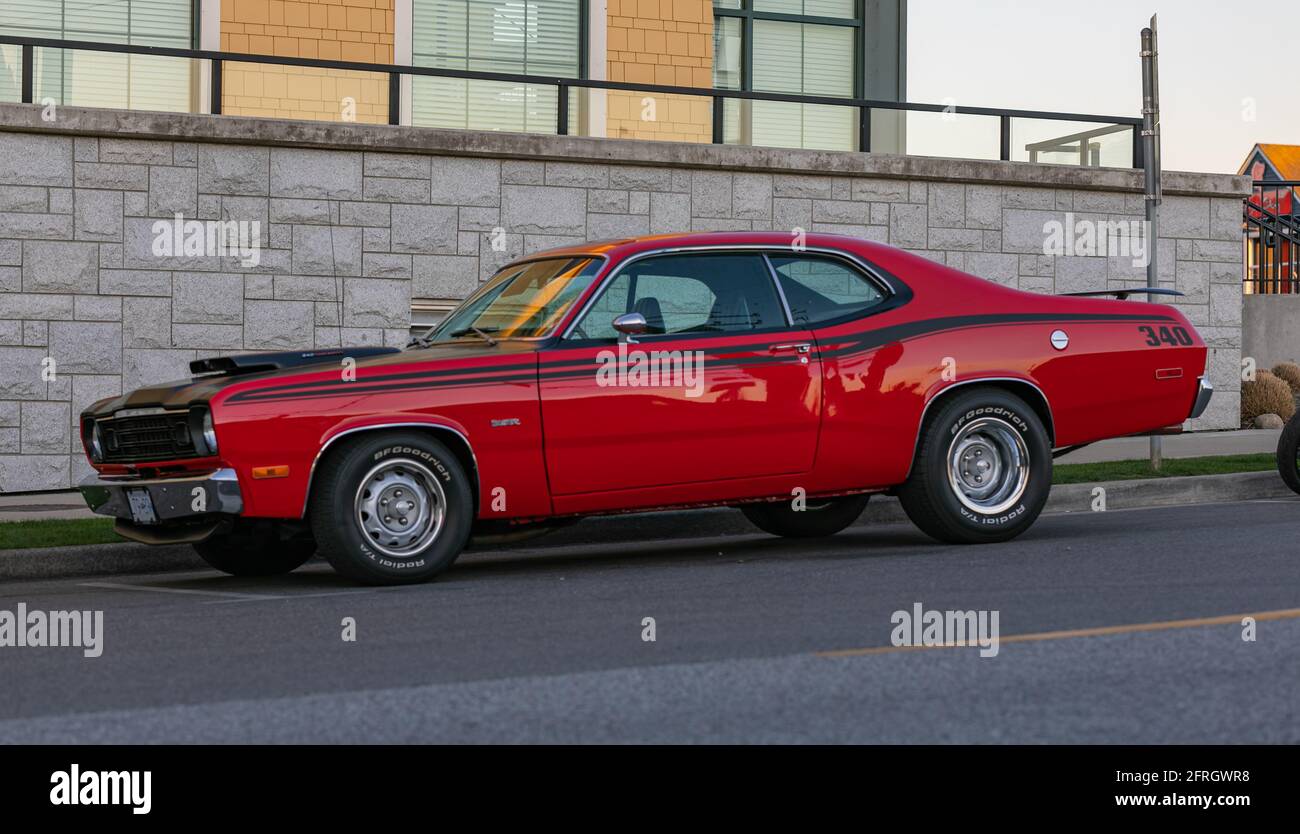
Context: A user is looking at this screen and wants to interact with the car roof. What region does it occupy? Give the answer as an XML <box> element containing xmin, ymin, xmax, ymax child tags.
<box><xmin>519</xmin><ymin>231</ymin><xmax>892</xmax><ymax>265</ymax></box>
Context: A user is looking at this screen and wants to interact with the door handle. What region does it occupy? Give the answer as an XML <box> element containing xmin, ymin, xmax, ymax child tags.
<box><xmin>770</xmin><ymin>342</ymin><xmax>812</xmax><ymax>364</ymax></box>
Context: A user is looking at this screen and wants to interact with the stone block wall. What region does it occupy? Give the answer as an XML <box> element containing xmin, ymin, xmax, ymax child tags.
<box><xmin>0</xmin><ymin>105</ymin><xmax>1248</xmax><ymax>491</ymax></box>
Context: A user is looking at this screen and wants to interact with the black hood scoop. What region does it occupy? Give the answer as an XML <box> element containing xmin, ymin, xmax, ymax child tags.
<box><xmin>190</xmin><ymin>347</ymin><xmax>401</xmax><ymax>377</ymax></box>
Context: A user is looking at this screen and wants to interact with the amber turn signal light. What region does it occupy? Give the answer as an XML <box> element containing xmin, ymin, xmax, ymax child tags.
<box><xmin>251</xmin><ymin>465</ymin><xmax>291</xmax><ymax>479</ymax></box>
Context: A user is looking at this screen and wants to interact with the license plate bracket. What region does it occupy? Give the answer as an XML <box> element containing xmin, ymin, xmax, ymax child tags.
<box><xmin>126</xmin><ymin>488</ymin><xmax>158</xmax><ymax>525</ymax></box>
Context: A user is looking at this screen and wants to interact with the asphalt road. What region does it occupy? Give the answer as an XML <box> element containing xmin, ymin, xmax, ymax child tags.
<box><xmin>1</xmin><ymin>498</ymin><xmax>1299</xmax><ymax>743</ymax></box>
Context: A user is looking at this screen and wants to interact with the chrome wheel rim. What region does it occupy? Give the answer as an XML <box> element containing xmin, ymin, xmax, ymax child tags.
<box><xmin>354</xmin><ymin>458</ymin><xmax>446</xmax><ymax>558</ymax></box>
<box><xmin>946</xmin><ymin>417</ymin><xmax>1030</xmax><ymax>515</ymax></box>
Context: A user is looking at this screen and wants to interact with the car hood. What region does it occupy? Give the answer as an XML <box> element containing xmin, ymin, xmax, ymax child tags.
<box><xmin>82</xmin><ymin>341</ymin><xmax>544</xmax><ymax>418</ymax></box>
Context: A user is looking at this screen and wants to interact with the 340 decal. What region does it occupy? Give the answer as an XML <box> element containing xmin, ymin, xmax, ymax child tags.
<box><xmin>1138</xmin><ymin>325</ymin><xmax>1193</xmax><ymax>347</ymax></box>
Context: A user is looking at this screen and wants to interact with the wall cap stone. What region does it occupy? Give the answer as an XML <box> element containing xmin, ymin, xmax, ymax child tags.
<box><xmin>0</xmin><ymin>103</ymin><xmax>1250</xmax><ymax>198</ymax></box>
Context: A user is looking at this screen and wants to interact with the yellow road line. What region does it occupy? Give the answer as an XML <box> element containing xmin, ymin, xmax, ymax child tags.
<box><xmin>816</xmin><ymin>607</ymin><xmax>1300</xmax><ymax>658</ymax></box>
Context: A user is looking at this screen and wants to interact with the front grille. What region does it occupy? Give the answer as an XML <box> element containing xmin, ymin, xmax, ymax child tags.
<box><xmin>98</xmin><ymin>412</ymin><xmax>199</xmax><ymax>463</ymax></box>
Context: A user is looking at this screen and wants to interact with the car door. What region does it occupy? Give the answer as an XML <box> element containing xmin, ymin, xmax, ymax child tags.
<box><xmin>538</xmin><ymin>250</ymin><xmax>823</xmax><ymax>496</ymax></box>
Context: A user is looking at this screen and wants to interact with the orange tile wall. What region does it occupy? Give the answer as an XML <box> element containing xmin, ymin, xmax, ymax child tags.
<box><xmin>606</xmin><ymin>0</ymin><xmax>713</xmax><ymax>142</ymax></box>
<box><xmin>219</xmin><ymin>0</ymin><xmax>395</xmax><ymax>124</ymax></box>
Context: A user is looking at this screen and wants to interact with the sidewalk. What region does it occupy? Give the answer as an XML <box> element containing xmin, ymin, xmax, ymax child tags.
<box><xmin>0</xmin><ymin>490</ymin><xmax>95</xmax><ymax>522</ymax></box>
<box><xmin>0</xmin><ymin>429</ymin><xmax>1281</xmax><ymax>523</ymax></box>
<box><xmin>1053</xmin><ymin>428</ymin><xmax>1279</xmax><ymax>464</ymax></box>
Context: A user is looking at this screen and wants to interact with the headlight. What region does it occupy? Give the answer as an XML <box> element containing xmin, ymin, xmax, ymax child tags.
<box><xmin>202</xmin><ymin>410</ymin><xmax>218</xmax><ymax>454</ymax></box>
<box><xmin>86</xmin><ymin>421</ymin><xmax>103</xmax><ymax>462</ymax></box>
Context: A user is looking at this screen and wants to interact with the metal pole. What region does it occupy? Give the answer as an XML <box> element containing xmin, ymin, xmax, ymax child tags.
<box><xmin>387</xmin><ymin>72</ymin><xmax>400</xmax><ymax>125</ymax></box>
<box><xmin>210</xmin><ymin>58</ymin><xmax>222</xmax><ymax>115</ymax></box>
<box><xmin>1142</xmin><ymin>16</ymin><xmax>1163</xmax><ymax>470</ymax></box>
<box><xmin>20</xmin><ymin>44</ymin><xmax>33</xmax><ymax>103</ymax></box>
<box><xmin>556</xmin><ymin>82</ymin><xmax>568</xmax><ymax>135</ymax></box>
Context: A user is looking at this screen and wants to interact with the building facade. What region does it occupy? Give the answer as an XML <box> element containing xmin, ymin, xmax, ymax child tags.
<box><xmin>1</xmin><ymin>1</ymin><xmax>906</xmax><ymax>141</ymax></box>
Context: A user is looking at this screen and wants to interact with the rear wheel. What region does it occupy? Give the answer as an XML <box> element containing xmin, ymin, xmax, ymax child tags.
<box><xmin>193</xmin><ymin>521</ymin><xmax>315</xmax><ymax>576</ymax></box>
<box><xmin>898</xmin><ymin>388</ymin><xmax>1051</xmax><ymax>544</ymax></box>
<box><xmin>741</xmin><ymin>494</ymin><xmax>870</xmax><ymax>538</ymax></box>
<box><xmin>308</xmin><ymin>431</ymin><xmax>474</xmax><ymax>585</ymax></box>
<box><xmin>1277</xmin><ymin>412</ymin><xmax>1300</xmax><ymax>494</ymax></box>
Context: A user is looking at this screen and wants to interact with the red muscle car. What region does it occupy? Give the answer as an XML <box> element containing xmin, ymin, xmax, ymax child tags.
<box><xmin>78</xmin><ymin>232</ymin><xmax>1212</xmax><ymax>584</ymax></box>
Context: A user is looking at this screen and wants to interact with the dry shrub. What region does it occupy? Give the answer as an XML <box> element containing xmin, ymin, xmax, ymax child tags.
<box><xmin>1241</xmin><ymin>370</ymin><xmax>1296</xmax><ymax>425</ymax></box>
<box><xmin>1271</xmin><ymin>362</ymin><xmax>1300</xmax><ymax>394</ymax></box>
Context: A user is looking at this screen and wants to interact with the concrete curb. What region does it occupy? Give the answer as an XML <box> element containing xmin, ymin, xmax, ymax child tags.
<box><xmin>0</xmin><ymin>543</ymin><xmax>205</xmax><ymax>582</ymax></box>
<box><xmin>1</xmin><ymin>471</ymin><xmax>1294</xmax><ymax>581</ymax></box>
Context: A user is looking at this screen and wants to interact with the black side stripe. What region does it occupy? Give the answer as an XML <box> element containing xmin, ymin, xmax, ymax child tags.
<box><xmin>816</xmin><ymin>311</ymin><xmax>1175</xmax><ymax>360</ymax></box>
<box><xmin>229</xmin><ymin>354</ymin><xmax>802</xmax><ymax>404</ymax></box>
<box><xmin>225</xmin><ymin>312</ymin><xmax>1174</xmax><ymax>404</ymax></box>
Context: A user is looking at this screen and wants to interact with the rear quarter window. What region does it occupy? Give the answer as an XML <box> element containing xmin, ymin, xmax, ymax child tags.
<box><xmin>769</xmin><ymin>254</ymin><xmax>886</xmax><ymax>326</ymax></box>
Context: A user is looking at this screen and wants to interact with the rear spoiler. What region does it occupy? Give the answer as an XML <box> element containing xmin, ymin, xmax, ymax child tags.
<box><xmin>1059</xmin><ymin>288</ymin><xmax>1184</xmax><ymax>301</ymax></box>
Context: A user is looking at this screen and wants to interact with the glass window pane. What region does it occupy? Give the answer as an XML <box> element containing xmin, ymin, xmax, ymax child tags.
<box><xmin>753</xmin><ymin>20</ymin><xmax>852</xmax><ymax>96</ymax></box>
<box><xmin>802</xmin><ymin>0</ymin><xmax>856</xmax><ymax>17</ymax></box>
<box><xmin>744</xmin><ymin>20</ymin><xmax>855</xmax><ymax>150</ymax></box>
<box><xmin>713</xmin><ymin>14</ymin><xmax>742</xmax><ymax>91</ymax></box>
<box><xmin>431</xmin><ymin>257</ymin><xmax>601</xmax><ymax>340</ymax></box>
<box><xmin>769</xmin><ymin>255</ymin><xmax>885</xmax><ymax>325</ymax></box>
<box><xmin>753</xmin><ymin>20</ymin><xmax>802</xmax><ymax>94</ymax></box>
<box><xmin>1012</xmin><ymin>118</ymin><xmax>1135</xmax><ymax>168</ymax></box>
<box><xmin>0</xmin><ymin>45</ymin><xmax>20</xmax><ymax>102</ymax></box>
<box><xmin>904</xmin><ymin>110</ymin><xmax>1001</xmax><ymax>160</ymax></box>
<box><xmin>577</xmin><ymin>254</ymin><xmax>787</xmax><ymax>339</ymax></box>
<box><xmin>0</xmin><ymin>1</ymin><xmax>192</xmax><ymax>111</ymax></box>
<box><xmin>412</xmin><ymin>0</ymin><xmax>579</xmax><ymax>131</ymax></box>
<box><xmin>754</xmin><ymin>0</ymin><xmax>856</xmax><ymax>18</ymax></box>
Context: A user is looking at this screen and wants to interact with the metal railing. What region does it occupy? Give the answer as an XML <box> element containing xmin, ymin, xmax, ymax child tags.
<box><xmin>0</xmin><ymin>35</ymin><xmax>1144</xmax><ymax>167</ymax></box>
<box><xmin>1244</xmin><ymin>181</ymin><xmax>1300</xmax><ymax>294</ymax></box>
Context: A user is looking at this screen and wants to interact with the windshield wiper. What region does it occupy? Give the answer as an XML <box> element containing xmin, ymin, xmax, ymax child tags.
<box><xmin>450</xmin><ymin>326</ymin><xmax>500</xmax><ymax>346</ymax></box>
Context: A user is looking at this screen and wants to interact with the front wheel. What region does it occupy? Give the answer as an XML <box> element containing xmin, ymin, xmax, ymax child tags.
<box><xmin>898</xmin><ymin>388</ymin><xmax>1052</xmax><ymax>544</ymax></box>
<box><xmin>1277</xmin><ymin>412</ymin><xmax>1300</xmax><ymax>494</ymax></box>
<box><xmin>308</xmin><ymin>431</ymin><xmax>474</xmax><ymax>585</ymax></box>
<box><xmin>741</xmin><ymin>494</ymin><xmax>870</xmax><ymax>538</ymax></box>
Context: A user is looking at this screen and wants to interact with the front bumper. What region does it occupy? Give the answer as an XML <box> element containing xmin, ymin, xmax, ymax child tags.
<box><xmin>1188</xmin><ymin>376</ymin><xmax>1214</xmax><ymax>420</ymax></box>
<box><xmin>78</xmin><ymin>468</ymin><xmax>243</xmax><ymax>524</ymax></box>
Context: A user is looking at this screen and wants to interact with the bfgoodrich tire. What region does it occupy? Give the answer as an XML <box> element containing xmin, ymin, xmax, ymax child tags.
<box><xmin>741</xmin><ymin>494</ymin><xmax>870</xmax><ymax>538</ymax></box>
<box><xmin>308</xmin><ymin>431</ymin><xmax>474</xmax><ymax>585</ymax></box>
<box><xmin>898</xmin><ymin>388</ymin><xmax>1052</xmax><ymax>544</ymax></box>
<box><xmin>193</xmin><ymin>521</ymin><xmax>315</xmax><ymax>576</ymax></box>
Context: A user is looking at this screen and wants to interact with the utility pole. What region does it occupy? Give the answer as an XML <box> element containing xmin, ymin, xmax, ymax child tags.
<box><xmin>1141</xmin><ymin>15</ymin><xmax>1163</xmax><ymax>470</ymax></box>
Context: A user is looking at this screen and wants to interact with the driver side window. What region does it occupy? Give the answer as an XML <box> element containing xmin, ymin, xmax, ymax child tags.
<box><xmin>573</xmin><ymin>253</ymin><xmax>786</xmax><ymax>340</ymax></box>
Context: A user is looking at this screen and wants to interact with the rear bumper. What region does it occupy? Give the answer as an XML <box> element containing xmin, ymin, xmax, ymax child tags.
<box><xmin>1188</xmin><ymin>376</ymin><xmax>1214</xmax><ymax>420</ymax></box>
<box><xmin>78</xmin><ymin>468</ymin><xmax>243</xmax><ymax>523</ymax></box>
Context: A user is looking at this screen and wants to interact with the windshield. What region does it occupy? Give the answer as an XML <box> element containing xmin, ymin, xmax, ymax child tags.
<box><xmin>416</xmin><ymin>256</ymin><xmax>603</xmax><ymax>344</ymax></box>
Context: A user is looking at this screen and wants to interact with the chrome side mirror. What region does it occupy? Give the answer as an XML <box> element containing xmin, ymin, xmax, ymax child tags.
<box><xmin>612</xmin><ymin>312</ymin><xmax>648</xmax><ymax>343</ymax></box>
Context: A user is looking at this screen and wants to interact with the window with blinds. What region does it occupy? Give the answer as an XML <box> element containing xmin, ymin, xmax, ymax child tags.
<box><xmin>0</xmin><ymin>0</ymin><xmax>194</xmax><ymax>111</ymax></box>
<box><xmin>713</xmin><ymin>0</ymin><xmax>859</xmax><ymax>151</ymax></box>
<box><xmin>410</xmin><ymin>0</ymin><xmax>581</xmax><ymax>132</ymax></box>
